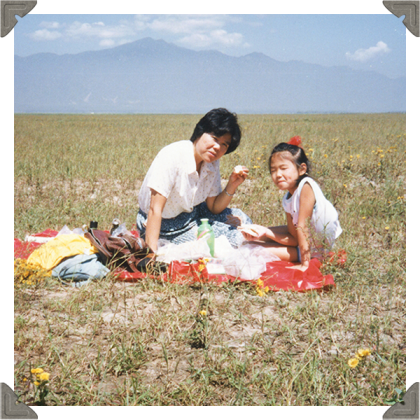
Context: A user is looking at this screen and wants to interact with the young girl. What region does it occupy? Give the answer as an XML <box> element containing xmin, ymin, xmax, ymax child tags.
<box><xmin>241</xmin><ymin>137</ymin><xmax>342</xmax><ymax>271</ymax></box>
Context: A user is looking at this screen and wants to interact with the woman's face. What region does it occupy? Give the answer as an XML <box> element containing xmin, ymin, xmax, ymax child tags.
<box><xmin>193</xmin><ymin>132</ymin><xmax>231</xmax><ymax>167</ymax></box>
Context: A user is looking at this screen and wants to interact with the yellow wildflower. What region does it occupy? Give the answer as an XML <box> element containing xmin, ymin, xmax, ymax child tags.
<box><xmin>34</xmin><ymin>381</ymin><xmax>40</xmax><ymax>386</ymax></box>
<box><xmin>255</xmin><ymin>278</ymin><xmax>268</xmax><ymax>296</ymax></box>
<box><xmin>385</xmin><ymin>226</ymin><xmax>390</xmax><ymax>230</ymax></box>
<box><xmin>39</xmin><ymin>372</ymin><xmax>50</xmax><ymax>381</ymax></box>
<box><xmin>357</xmin><ymin>348</ymin><xmax>371</xmax><ymax>358</ymax></box>
<box><xmin>197</xmin><ymin>259</ymin><xmax>207</xmax><ymax>272</ymax></box>
<box><xmin>31</xmin><ymin>368</ymin><xmax>44</xmax><ymax>374</ymax></box>
<box><xmin>324</xmin><ymin>154</ymin><xmax>328</xmax><ymax>158</ymax></box>
<box><xmin>348</xmin><ymin>358</ymin><xmax>359</xmax><ymax>368</ymax></box>
<box><xmin>199</xmin><ymin>310</ymin><xmax>207</xmax><ymax>316</ymax></box>
<box><xmin>14</xmin><ymin>259</ymin><xmax>49</xmax><ymax>286</ymax></box>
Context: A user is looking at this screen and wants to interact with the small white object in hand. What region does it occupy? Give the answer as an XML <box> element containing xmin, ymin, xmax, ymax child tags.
<box><xmin>234</xmin><ymin>165</ymin><xmax>244</xmax><ymax>175</ymax></box>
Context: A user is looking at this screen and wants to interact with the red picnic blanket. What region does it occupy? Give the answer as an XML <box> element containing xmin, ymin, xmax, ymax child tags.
<box><xmin>14</xmin><ymin>230</ymin><xmax>343</xmax><ymax>292</ymax></box>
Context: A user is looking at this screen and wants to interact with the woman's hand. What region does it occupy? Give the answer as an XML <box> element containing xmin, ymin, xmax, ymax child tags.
<box><xmin>207</xmin><ymin>166</ymin><xmax>249</xmax><ymax>214</ymax></box>
<box><xmin>225</xmin><ymin>165</ymin><xmax>249</xmax><ymax>194</ymax></box>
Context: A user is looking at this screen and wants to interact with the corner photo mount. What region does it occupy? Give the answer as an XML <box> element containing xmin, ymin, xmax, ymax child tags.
<box><xmin>383</xmin><ymin>382</ymin><xmax>419</xmax><ymax>420</ymax></box>
<box><xmin>0</xmin><ymin>0</ymin><xmax>37</xmax><ymax>38</ymax></box>
<box><xmin>383</xmin><ymin>0</ymin><xmax>420</xmax><ymax>37</ymax></box>
<box><xmin>0</xmin><ymin>382</ymin><xmax>38</xmax><ymax>419</ymax></box>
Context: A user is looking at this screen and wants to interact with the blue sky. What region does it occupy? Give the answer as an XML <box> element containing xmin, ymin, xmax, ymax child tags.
<box><xmin>14</xmin><ymin>14</ymin><xmax>406</xmax><ymax>79</ymax></box>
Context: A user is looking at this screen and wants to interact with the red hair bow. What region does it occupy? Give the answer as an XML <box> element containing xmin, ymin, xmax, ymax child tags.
<box><xmin>288</xmin><ymin>136</ymin><xmax>302</xmax><ymax>146</ymax></box>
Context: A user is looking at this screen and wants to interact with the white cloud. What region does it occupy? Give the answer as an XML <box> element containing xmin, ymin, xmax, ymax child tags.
<box><xmin>29</xmin><ymin>19</ymin><xmax>135</xmax><ymax>45</ymax></box>
<box><xmin>99</xmin><ymin>39</ymin><xmax>115</xmax><ymax>47</ymax></box>
<box><xmin>65</xmin><ymin>21</ymin><xmax>136</xmax><ymax>40</ymax></box>
<box><xmin>179</xmin><ymin>29</ymin><xmax>243</xmax><ymax>48</ymax></box>
<box><xmin>136</xmin><ymin>15</ymin><xmax>246</xmax><ymax>50</ymax></box>
<box><xmin>40</xmin><ymin>21</ymin><xmax>61</xmax><ymax>29</ymax></box>
<box><xmin>28</xmin><ymin>15</ymin><xmax>248</xmax><ymax>51</ymax></box>
<box><xmin>30</xmin><ymin>29</ymin><xmax>62</xmax><ymax>41</ymax></box>
<box><xmin>346</xmin><ymin>41</ymin><xmax>391</xmax><ymax>62</ymax></box>
<box><xmin>147</xmin><ymin>15</ymin><xmax>225</xmax><ymax>34</ymax></box>
<box><xmin>133</xmin><ymin>15</ymin><xmax>152</xmax><ymax>31</ymax></box>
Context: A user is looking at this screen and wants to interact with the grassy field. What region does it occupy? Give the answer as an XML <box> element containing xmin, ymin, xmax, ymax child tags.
<box><xmin>14</xmin><ymin>113</ymin><xmax>406</xmax><ymax>406</ymax></box>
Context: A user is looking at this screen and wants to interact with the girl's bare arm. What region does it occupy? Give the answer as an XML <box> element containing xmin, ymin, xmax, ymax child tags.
<box><xmin>240</xmin><ymin>217</ymin><xmax>298</xmax><ymax>245</ymax></box>
<box><xmin>262</xmin><ymin>219</ymin><xmax>299</xmax><ymax>246</ymax></box>
<box><xmin>293</xmin><ymin>183</ymin><xmax>316</xmax><ymax>268</ymax></box>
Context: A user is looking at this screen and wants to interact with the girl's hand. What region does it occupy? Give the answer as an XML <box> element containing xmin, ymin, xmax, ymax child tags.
<box><xmin>286</xmin><ymin>263</ymin><xmax>309</xmax><ymax>272</ymax></box>
<box><xmin>240</xmin><ymin>224</ymin><xmax>270</xmax><ymax>241</ymax></box>
<box><xmin>226</xmin><ymin>166</ymin><xmax>249</xmax><ymax>193</ymax></box>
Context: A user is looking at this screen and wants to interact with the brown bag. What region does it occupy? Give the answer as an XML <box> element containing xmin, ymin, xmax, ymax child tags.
<box><xmin>84</xmin><ymin>229</ymin><xmax>154</xmax><ymax>273</ymax></box>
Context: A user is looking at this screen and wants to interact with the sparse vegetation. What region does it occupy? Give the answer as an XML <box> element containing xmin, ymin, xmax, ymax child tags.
<box><xmin>14</xmin><ymin>113</ymin><xmax>405</xmax><ymax>405</ymax></box>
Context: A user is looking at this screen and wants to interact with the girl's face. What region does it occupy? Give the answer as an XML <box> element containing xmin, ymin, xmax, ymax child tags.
<box><xmin>193</xmin><ymin>132</ymin><xmax>231</xmax><ymax>169</ymax></box>
<box><xmin>270</xmin><ymin>152</ymin><xmax>307</xmax><ymax>194</ymax></box>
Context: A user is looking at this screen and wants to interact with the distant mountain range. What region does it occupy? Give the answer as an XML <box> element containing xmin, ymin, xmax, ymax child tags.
<box><xmin>14</xmin><ymin>37</ymin><xmax>405</xmax><ymax>114</ymax></box>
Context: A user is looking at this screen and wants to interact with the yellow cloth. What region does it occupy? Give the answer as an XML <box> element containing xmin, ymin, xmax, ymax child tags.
<box><xmin>27</xmin><ymin>234</ymin><xmax>97</xmax><ymax>272</ymax></box>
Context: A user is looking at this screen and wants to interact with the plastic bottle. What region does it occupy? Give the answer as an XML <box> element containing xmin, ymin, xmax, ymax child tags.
<box><xmin>110</xmin><ymin>218</ymin><xmax>121</xmax><ymax>235</ymax></box>
<box><xmin>197</xmin><ymin>218</ymin><xmax>215</xmax><ymax>257</ymax></box>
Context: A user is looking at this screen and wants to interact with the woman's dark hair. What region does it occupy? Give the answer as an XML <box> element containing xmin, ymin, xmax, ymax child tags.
<box><xmin>190</xmin><ymin>108</ymin><xmax>241</xmax><ymax>154</ymax></box>
<box><xmin>269</xmin><ymin>142</ymin><xmax>311</xmax><ymax>185</ymax></box>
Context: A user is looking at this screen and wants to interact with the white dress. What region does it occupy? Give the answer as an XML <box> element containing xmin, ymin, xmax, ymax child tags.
<box><xmin>282</xmin><ymin>177</ymin><xmax>342</xmax><ymax>253</ymax></box>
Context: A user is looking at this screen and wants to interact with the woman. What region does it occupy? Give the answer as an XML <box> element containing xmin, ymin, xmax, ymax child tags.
<box><xmin>137</xmin><ymin>108</ymin><xmax>252</xmax><ymax>252</ymax></box>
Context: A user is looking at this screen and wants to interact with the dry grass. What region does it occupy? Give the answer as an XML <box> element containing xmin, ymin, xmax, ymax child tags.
<box><xmin>14</xmin><ymin>113</ymin><xmax>405</xmax><ymax>406</ymax></box>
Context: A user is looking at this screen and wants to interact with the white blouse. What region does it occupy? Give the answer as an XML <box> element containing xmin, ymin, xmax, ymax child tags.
<box><xmin>138</xmin><ymin>140</ymin><xmax>222</xmax><ymax>219</ymax></box>
<box><xmin>282</xmin><ymin>177</ymin><xmax>342</xmax><ymax>246</ymax></box>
